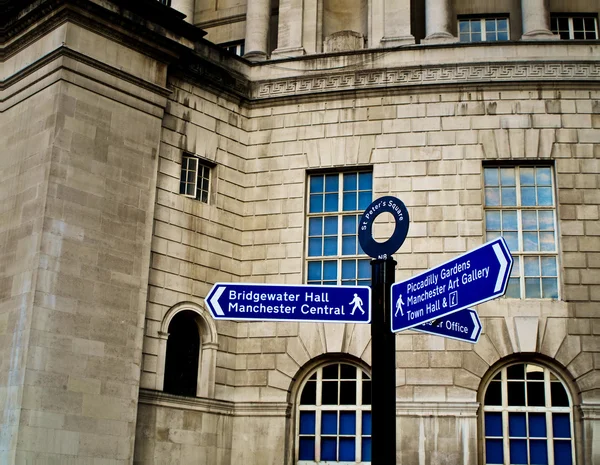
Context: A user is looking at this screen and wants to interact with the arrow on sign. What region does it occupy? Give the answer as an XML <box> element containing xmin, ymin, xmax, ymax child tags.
<box><xmin>391</xmin><ymin>237</ymin><xmax>512</xmax><ymax>333</ymax></box>
<box><xmin>413</xmin><ymin>308</ymin><xmax>482</xmax><ymax>344</ymax></box>
<box><xmin>205</xmin><ymin>283</ymin><xmax>371</xmax><ymax>324</ymax></box>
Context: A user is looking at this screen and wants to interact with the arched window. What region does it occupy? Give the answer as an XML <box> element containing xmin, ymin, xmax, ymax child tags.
<box><xmin>163</xmin><ymin>310</ymin><xmax>200</xmax><ymax>396</ymax></box>
<box><xmin>297</xmin><ymin>362</ymin><xmax>371</xmax><ymax>463</ymax></box>
<box><xmin>482</xmin><ymin>362</ymin><xmax>574</xmax><ymax>465</ymax></box>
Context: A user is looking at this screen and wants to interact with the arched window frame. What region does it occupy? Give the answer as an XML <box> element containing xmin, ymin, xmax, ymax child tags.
<box><xmin>478</xmin><ymin>356</ymin><xmax>582</xmax><ymax>465</ymax></box>
<box><xmin>157</xmin><ymin>301</ymin><xmax>218</xmax><ymax>398</ymax></box>
<box><xmin>290</xmin><ymin>355</ymin><xmax>372</xmax><ymax>464</ymax></box>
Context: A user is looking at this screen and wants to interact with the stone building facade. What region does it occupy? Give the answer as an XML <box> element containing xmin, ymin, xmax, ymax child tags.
<box><xmin>2</xmin><ymin>0</ymin><xmax>600</xmax><ymax>464</ymax></box>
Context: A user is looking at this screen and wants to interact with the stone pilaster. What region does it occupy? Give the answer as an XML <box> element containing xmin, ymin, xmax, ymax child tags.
<box><xmin>271</xmin><ymin>0</ymin><xmax>306</xmax><ymax>58</ymax></box>
<box><xmin>521</xmin><ymin>0</ymin><xmax>559</xmax><ymax>40</ymax></box>
<box><xmin>244</xmin><ymin>0</ymin><xmax>271</xmax><ymax>61</ymax></box>
<box><xmin>373</xmin><ymin>0</ymin><xmax>415</xmax><ymax>48</ymax></box>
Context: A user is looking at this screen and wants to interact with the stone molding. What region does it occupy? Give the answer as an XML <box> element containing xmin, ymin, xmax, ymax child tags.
<box><xmin>580</xmin><ymin>403</ymin><xmax>600</xmax><ymax>420</ymax></box>
<box><xmin>252</xmin><ymin>60</ymin><xmax>600</xmax><ymax>99</ymax></box>
<box><xmin>396</xmin><ymin>402</ymin><xmax>479</xmax><ymax>417</ymax></box>
<box><xmin>138</xmin><ymin>389</ymin><xmax>291</xmax><ymax>417</ymax></box>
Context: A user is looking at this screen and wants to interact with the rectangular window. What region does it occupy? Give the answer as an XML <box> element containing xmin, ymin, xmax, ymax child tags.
<box><xmin>551</xmin><ymin>14</ymin><xmax>598</xmax><ymax>40</ymax></box>
<box><xmin>459</xmin><ymin>16</ymin><xmax>509</xmax><ymax>42</ymax></box>
<box><xmin>484</xmin><ymin>165</ymin><xmax>559</xmax><ymax>299</ymax></box>
<box><xmin>179</xmin><ymin>154</ymin><xmax>211</xmax><ymax>203</ymax></box>
<box><xmin>306</xmin><ymin>171</ymin><xmax>372</xmax><ymax>286</ymax></box>
<box><xmin>221</xmin><ymin>40</ymin><xmax>245</xmax><ymax>56</ymax></box>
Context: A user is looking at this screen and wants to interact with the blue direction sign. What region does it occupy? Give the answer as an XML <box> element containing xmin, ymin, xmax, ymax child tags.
<box><xmin>391</xmin><ymin>237</ymin><xmax>512</xmax><ymax>332</ymax></box>
<box><xmin>206</xmin><ymin>283</ymin><xmax>371</xmax><ymax>324</ymax></box>
<box><xmin>413</xmin><ymin>308</ymin><xmax>482</xmax><ymax>344</ymax></box>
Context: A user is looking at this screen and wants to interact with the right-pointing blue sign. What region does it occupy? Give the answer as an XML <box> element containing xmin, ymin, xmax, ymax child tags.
<box><xmin>391</xmin><ymin>237</ymin><xmax>512</xmax><ymax>333</ymax></box>
<box><xmin>414</xmin><ymin>308</ymin><xmax>482</xmax><ymax>344</ymax></box>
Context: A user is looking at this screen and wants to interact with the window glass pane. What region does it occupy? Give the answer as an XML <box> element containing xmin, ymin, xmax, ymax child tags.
<box><xmin>325</xmin><ymin>193</ymin><xmax>338</xmax><ymax>212</ymax></box>
<box><xmin>501</xmin><ymin>168</ymin><xmax>516</xmax><ymax>186</ymax></box>
<box><xmin>362</xmin><ymin>412</ymin><xmax>372</xmax><ymax>435</ymax></box>
<box><xmin>325</xmin><ymin>175</ymin><xmax>339</xmax><ymax>192</ymax></box>
<box><xmin>529</xmin><ymin>413</ymin><xmax>547</xmax><ymax>438</ymax></box>
<box><xmin>538</xmin><ymin>211</ymin><xmax>554</xmax><ymax>230</ymax></box>
<box><xmin>551</xmin><ymin>382</ymin><xmax>570</xmax><ymax>407</ymax></box>
<box><xmin>509</xmin><ymin>412</ymin><xmax>527</xmax><ymax>437</ymax></box>
<box><xmin>485</xmin><ymin>412</ymin><xmax>503</xmax><ymax>436</ymax></box>
<box><xmin>324</xmin><ymin>217</ymin><xmax>337</xmax><ymax>235</ymax></box>
<box><xmin>342</xmin><ymin>260</ymin><xmax>356</xmax><ymax>279</ymax></box>
<box><xmin>485</xmin><ymin>168</ymin><xmax>499</xmax><ymax>186</ymax></box>
<box><xmin>484</xmin><ymin>381</ymin><xmax>502</xmax><ymax>405</ymax></box>
<box><xmin>510</xmin><ymin>439</ymin><xmax>528</xmax><ymax>464</ymax></box>
<box><xmin>459</xmin><ymin>20</ymin><xmax>469</xmax><ymax>33</ymax></box>
<box><xmin>339</xmin><ymin>438</ymin><xmax>355</xmax><ymax>461</ymax></box>
<box><xmin>358</xmin><ymin>260</ymin><xmax>370</xmax><ymax>279</ymax></box>
<box><xmin>508</xmin><ymin>364</ymin><xmax>525</xmax><ymax>379</ymax></box>
<box><xmin>522</xmin><ymin>211</ymin><xmax>537</xmax><ymax>230</ymax></box>
<box><xmin>486</xmin><ymin>439</ymin><xmax>504</xmax><ymax>464</ymax></box>
<box><xmin>486</xmin><ymin>211</ymin><xmax>501</xmax><ymax>230</ymax></box>
<box><xmin>525</xmin><ymin>278</ymin><xmax>541</xmax><ymax>298</ymax></box>
<box><xmin>538</xmin><ymin>187</ymin><xmax>553</xmax><ymax>206</ymax></box>
<box><xmin>359</xmin><ymin>172</ymin><xmax>372</xmax><ymax>190</ymax></box>
<box><xmin>524</xmin><ymin>257</ymin><xmax>540</xmax><ymax>276</ymax></box>
<box><xmin>299</xmin><ymin>438</ymin><xmax>315</xmax><ymax>460</ymax></box>
<box><xmin>310</xmin><ymin>194</ymin><xmax>324</xmax><ymax>213</ymax></box>
<box><xmin>501</xmin><ymin>187</ymin><xmax>516</xmax><ymax>206</ymax></box>
<box><xmin>308</xmin><ymin>262</ymin><xmax>321</xmax><ymax>281</ymax></box>
<box><xmin>301</xmin><ymin>381</ymin><xmax>317</xmax><ymax>405</ymax></box>
<box><xmin>553</xmin><ymin>413</ymin><xmax>571</xmax><ymax>438</ymax></box>
<box><xmin>300</xmin><ymin>412</ymin><xmax>316</xmax><ymax>434</ymax></box>
<box><xmin>344</xmin><ymin>173</ymin><xmax>357</xmax><ymax>191</ymax></box>
<box><xmin>322</xmin><ymin>382</ymin><xmax>338</xmax><ymax>404</ymax></box>
<box><xmin>523</xmin><ymin>232</ymin><xmax>539</xmax><ymax>251</ymax></box>
<box><xmin>472</xmin><ymin>20</ymin><xmax>481</xmax><ymax>32</ymax></box>
<box><xmin>309</xmin><ymin>217</ymin><xmax>322</xmax><ymax>236</ymax></box>
<box><xmin>323</xmin><ymin>365</ymin><xmax>338</xmax><ymax>379</ymax></box>
<box><xmin>506</xmin><ymin>277</ymin><xmax>520</xmax><ymax>298</ymax></box>
<box><xmin>323</xmin><ymin>261</ymin><xmax>337</xmax><ymax>280</ymax></box>
<box><xmin>520</xmin><ymin>167</ymin><xmax>535</xmax><ymax>185</ymax></box>
<box><xmin>321</xmin><ymin>438</ymin><xmax>337</xmax><ymax>460</ymax></box>
<box><xmin>530</xmin><ymin>440</ymin><xmax>549</xmax><ymax>464</ymax></box>
<box><xmin>362</xmin><ymin>379</ymin><xmax>371</xmax><ymax>405</ymax></box>
<box><xmin>522</xmin><ymin>186</ymin><xmax>537</xmax><ymax>206</ymax></box>
<box><xmin>324</xmin><ymin>237</ymin><xmax>337</xmax><ymax>255</ymax></box>
<box><xmin>310</xmin><ymin>175</ymin><xmax>324</xmax><ymax>193</ymax></box>
<box><xmin>343</xmin><ymin>192</ymin><xmax>357</xmax><ymax>211</ymax></box>
<box><xmin>554</xmin><ymin>441</ymin><xmax>573</xmax><ymax>463</ymax></box>
<box><xmin>542</xmin><ymin>278</ymin><xmax>558</xmax><ymax>299</ymax></box>
<box><xmin>485</xmin><ymin>187</ymin><xmax>501</xmax><ymax>206</ymax></box>
<box><xmin>342</xmin><ymin>237</ymin><xmax>356</xmax><ymax>255</ymax></box>
<box><xmin>541</xmin><ymin>257</ymin><xmax>557</xmax><ymax>276</ymax></box>
<box><xmin>339</xmin><ymin>412</ymin><xmax>356</xmax><ymax>435</ymax></box>
<box><xmin>498</xmin><ymin>31</ymin><xmax>508</xmax><ymax>40</ymax></box>
<box><xmin>540</xmin><ymin>232</ymin><xmax>556</xmax><ymax>252</ymax></box>
<box><xmin>322</xmin><ymin>412</ymin><xmax>338</xmax><ymax>434</ymax></box>
<box><xmin>527</xmin><ymin>381</ymin><xmax>546</xmax><ymax>406</ymax></box>
<box><xmin>508</xmin><ymin>382</ymin><xmax>526</xmax><ymax>406</ymax></box>
<box><xmin>358</xmin><ymin>191</ymin><xmax>372</xmax><ymax>210</ymax></box>
<box><xmin>340</xmin><ymin>381</ymin><xmax>357</xmax><ymax>405</ymax></box>
<box><xmin>342</xmin><ymin>216</ymin><xmax>356</xmax><ymax>234</ymax></box>
<box><xmin>536</xmin><ymin>167</ymin><xmax>552</xmax><ymax>185</ymax></box>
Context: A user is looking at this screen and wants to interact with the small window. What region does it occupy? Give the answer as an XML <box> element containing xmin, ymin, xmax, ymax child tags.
<box><xmin>459</xmin><ymin>16</ymin><xmax>509</xmax><ymax>42</ymax></box>
<box><xmin>180</xmin><ymin>154</ymin><xmax>211</xmax><ymax>203</ymax></box>
<box><xmin>551</xmin><ymin>14</ymin><xmax>598</xmax><ymax>40</ymax></box>
<box><xmin>297</xmin><ymin>362</ymin><xmax>371</xmax><ymax>463</ymax></box>
<box><xmin>221</xmin><ymin>40</ymin><xmax>246</xmax><ymax>56</ymax></box>
<box><xmin>484</xmin><ymin>165</ymin><xmax>559</xmax><ymax>299</ymax></box>
<box><xmin>482</xmin><ymin>362</ymin><xmax>575</xmax><ymax>465</ymax></box>
<box><xmin>163</xmin><ymin>310</ymin><xmax>200</xmax><ymax>397</ymax></box>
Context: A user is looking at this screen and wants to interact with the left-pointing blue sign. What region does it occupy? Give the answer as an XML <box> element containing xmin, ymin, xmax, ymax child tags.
<box><xmin>205</xmin><ymin>283</ymin><xmax>371</xmax><ymax>324</ymax></box>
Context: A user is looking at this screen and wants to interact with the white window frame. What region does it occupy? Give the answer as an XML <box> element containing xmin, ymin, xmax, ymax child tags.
<box><xmin>483</xmin><ymin>165</ymin><xmax>560</xmax><ymax>300</ymax></box>
<box><xmin>551</xmin><ymin>14</ymin><xmax>599</xmax><ymax>40</ymax></box>
<box><xmin>297</xmin><ymin>363</ymin><xmax>371</xmax><ymax>464</ymax></box>
<box><xmin>221</xmin><ymin>40</ymin><xmax>246</xmax><ymax>56</ymax></box>
<box><xmin>458</xmin><ymin>16</ymin><xmax>510</xmax><ymax>43</ymax></box>
<box><xmin>180</xmin><ymin>154</ymin><xmax>211</xmax><ymax>203</ymax></box>
<box><xmin>482</xmin><ymin>363</ymin><xmax>575</xmax><ymax>465</ymax></box>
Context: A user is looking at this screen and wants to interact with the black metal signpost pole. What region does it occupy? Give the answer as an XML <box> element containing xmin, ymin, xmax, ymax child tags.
<box><xmin>370</xmin><ymin>257</ymin><xmax>397</xmax><ymax>465</ymax></box>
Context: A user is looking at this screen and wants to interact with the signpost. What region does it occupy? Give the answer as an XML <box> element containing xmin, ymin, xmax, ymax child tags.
<box><xmin>391</xmin><ymin>237</ymin><xmax>512</xmax><ymax>333</ymax></box>
<box><xmin>205</xmin><ymin>283</ymin><xmax>371</xmax><ymax>324</ymax></box>
<box><xmin>413</xmin><ymin>308</ymin><xmax>482</xmax><ymax>344</ymax></box>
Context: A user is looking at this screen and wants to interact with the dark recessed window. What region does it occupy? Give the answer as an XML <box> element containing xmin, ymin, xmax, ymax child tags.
<box><xmin>163</xmin><ymin>311</ymin><xmax>200</xmax><ymax>397</ymax></box>
<box><xmin>551</xmin><ymin>14</ymin><xmax>598</xmax><ymax>40</ymax></box>
<box><xmin>180</xmin><ymin>154</ymin><xmax>211</xmax><ymax>203</ymax></box>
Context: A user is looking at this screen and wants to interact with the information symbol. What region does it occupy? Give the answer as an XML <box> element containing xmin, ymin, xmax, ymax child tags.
<box><xmin>450</xmin><ymin>292</ymin><xmax>458</xmax><ymax>307</ymax></box>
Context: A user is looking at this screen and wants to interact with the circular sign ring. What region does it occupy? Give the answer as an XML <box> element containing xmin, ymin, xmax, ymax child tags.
<box><xmin>358</xmin><ymin>196</ymin><xmax>410</xmax><ymax>260</ymax></box>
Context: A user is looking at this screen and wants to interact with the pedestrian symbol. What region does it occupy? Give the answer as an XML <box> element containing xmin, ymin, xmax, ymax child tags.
<box><xmin>395</xmin><ymin>294</ymin><xmax>404</xmax><ymax>317</ymax></box>
<box><xmin>350</xmin><ymin>293</ymin><xmax>365</xmax><ymax>315</ymax></box>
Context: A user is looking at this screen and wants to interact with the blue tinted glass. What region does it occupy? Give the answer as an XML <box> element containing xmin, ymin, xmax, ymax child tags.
<box><xmin>472</xmin><ymin>20</ymin><xmax>481</xmax><ymax>32</ymax></box>
<box><xmin>323</xmin><ymin>261</ymin><xmax>337</xmax><ymax>280</ymax></box>
<box><xmin>300</xmin><ymin>412</ymin><xmax>316</xmax><ymax>434</ymax></box>
<box><xmin>340</xmin><ymin>412</ymin><xmax>356</xmax><ymax>435</ymax></box>
<box><xmin>358</xmin><ymin>192</ymin><xmax>372</xmax><ymax>210</ymax></box>
<box><xmin>310</xmin><ymin>175</ymin><xmax>324</xmax><ymax>193</ymax></box>
<box><xmin>536</xmin><ymin>167</ymin><xmax>552</xmax><ymax>186</ymax></box>
<box><xmin>325</xmin><ymin>175</ymin><xmax>339</xmax><ymax>192</ymax></box>
<box><xmin>324</xmin><ymin>217</ymin><xmax>338</xmax><ymax>235</ymax></box>
<box><xmin>501</xmin><ymin>168</ymin><xmax>516</xmax><ymax>186</ymax></box>
<box><xmin>324</xmin><ymin>238</ymin><xmax>338</xmax><ymax>256</ymax></box>
<box><xmin>344</xmin><ymin>173</ymin><xmax>357</xmax><ymax>191</ymax></box>
<box><xmin>498</xmin><ymin>31</ymin><xmax>508</xmax><ymax>40</ymax></box>
<box><xmin>362</xmin><ymin>412</ymin><xmax>372</xmax><ymax>435</ymax></box>
<box><xmin>542</xmin><ymin>278</ymin><xmax>558</xmax><ymax>299</ymax></box>
<box><xmin>459</xmin><ymin>21</ymin><xmax>470</xmax><ymax>33</ymax></box>
<box><xmin>308</xmin><ymin>238</ymin><xmax>322</xmax><ymax>256</ymax></box>
<box><xmin>510</xmin><ymin>439</ymin><xmax>528</xmax><ymax>464</ymax></box>
<box><xmin>321</xmin><ymin>438</ymin><xmax>337</xmax><ymax>461</ymax></box>
<box><xmin>299</xmin><ymin>437</ymin><xmax>315</xmax><ymax>460</ymax></box>
<box><xmin>529</xmin><ymin>413</ymin><xmax>547</xmax><ymax>437</ymax></box>
<box><xmin>343</xmin><ymin>192</ymin><xmax>357</xmax><ymax>211</ymax></box>
<box><xmin>553</xmin><ymin>414</ymin><xmax>571</xmax><ymax>438</ymax></box>
<box><xmin>554</xmin><ymin>441</ymin><xmax>572</xmax><ymax>463</ymax></box>
<box><xmin>322</xmin><ymin>412</ymin><xmax>337</xmax><ymax>434</ymax></box>
<box><xmin>486</xmin><ymin>439</ymin><xmax>504</xmax><ymax>464</ymax></box>
<box><xmin>485</xmin><ymin>168</ymin><xmax>499</xmax><ymax>186</ymax></box>
<box><xmin>521</xmin><ymin>187</ymin><xmax>537</xmax><ymax>206</ymax></box>
<box><xmin>541</xmin><ymin>257</ymin><xmax>557</xmax><ymax>276</ymax></box>
<box><xmin>309</xmin><ymin>217</ymin><xmax>323</xmax><ymax>237</ymax></box>
<box><xmin>486</xmin><ymin>19</ymin><xmax>496</xmax><ymax>32</ymax></box>
<box><xmin>540</xmin><ymin>232</ymin><xmax>555</xmax><ymax>252</ymax></box>
<box><xmin>504</xmin><ymin>232</ymin><xmax>519</xmax><ymax>251</ymax></box>
<box><xmin>506</xmin><ymin>278</ymin><xmax>520</xmax><ymax>298</ymax></box>
<box><xmin>520</xmin><ymin>168</ymin><xmax>535</xmax><ymax>186</ymax></box>
<box><xmin>485</xmin><ymin>413</ymin><xmax>503</xmax><ymax>437</ymax></box>
<box><xmin>538</xmin><ymin>211</ymin><xmax>554</xmax><ymax>231</ymax></box>
<box><xmin>358</xmin><ymin>260</ymin><xmax>370</xmax><ymax>278</ymax></box>
<box><xmin>523</xmin><ymin>232</ymin><xmax>539</xmax><ymax>251</ymax></box>
<box><xmin>502</xmin><ymin>211</ymin><xmax>518</xmax><ymax>230</ymax></box>
<box><xmin>486</xmin><ymin>211</ymin><xmax>501</xmax><ymax>230</ymax></box>
<box><xmin>486</xmin><ymin>31</ymin><xmax>497</xmax><ymax>41</ymax></box>
<box><xmin>522</xmin><ymin>211</ymin><xmax>537</xmax><ymax>231</ymax></box>
<box><xmin>502</xmin><ymin>187</ymin><xmax>517</xmax><ymax>206</ymax></box>
<box><xmin>526</xmin><ymin>278</ymin><xmax>541</xmax><ymax>298</ymax></box>
<box><xmin>509</xmin><ymin>413</ymin><xmax>527</xmax><ymax>437</ymax></box>
<box><xmin>537</xmin><ymin>187</ymin><xmax>553</xmax><ymax>206</ymax></box>
<box><xmin>342</xmin><ymin>237</ymin><xmax>356</xmax><ymax>255</ymax></box>
<box><xmin>485</xmin><ymin>188</ymin><xmax>501</xmax><ymax>206</ymax></box>
<box><xmin>359</xmin><ymin>172</ymin><xmax>372</xmax><ymax>190</ymax></box>
<box><xmin>530</xmin><ymin>440</ymin><xmax>548</xmax><ymax>464</ymax></box>
<box><xmin>339</xmin><ymin>438</ymin><xmax>355</xmax><ymax>461</ymax></box>
<box><xmin>362</xmin><ymin>437</ymin><xmax>372</xmax><ymax>461</ymax></box>
<box><xmin>472</xmin><ymin>32</ymin><xmax>481</xmax><ymax>41</ymax></box>
<box><xmin>342</xmin><ymin>216</ymin><xmax>356</xmax><ymax>234</ymax></box>
<box><xmin>498</xmin><ymin>19</ymin><xmax>508</xmax><ymax>31</ymax></box>
<box><xmin>310</xmin><ymin>194</ymin><xmax>323</xmax><ymax>213</ymax></box>
<box><xmin>325</xmin><ymin>193</ymin><xmax>339</xmax><ymax>212</ymax></box>
<box><xmin>308</xmin><ymin>262</ymin><xmax>321</xmax><ymax>281</ymax></box>
<box><xmin>342</xmin><ymin>260</ymin><xmax>356</xmax><ymax>279</ymax></box>
<box><xmin>524</xmin><ymin>257</ymin><xmax>540</xmax><ymax>276</ymax></box>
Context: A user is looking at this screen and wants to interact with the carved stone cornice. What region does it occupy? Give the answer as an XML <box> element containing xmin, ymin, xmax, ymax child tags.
<box><xmin>251</xmin><ymin>60</ymin><xmax>600</xmax><ymax>100</ymax></box>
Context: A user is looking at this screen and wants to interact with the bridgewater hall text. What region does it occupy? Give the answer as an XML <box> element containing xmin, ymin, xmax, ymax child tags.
<box><xmin>228</xmin><ymin>290</ymin><xmax>346</xmax><ymax>315</ymax></box>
